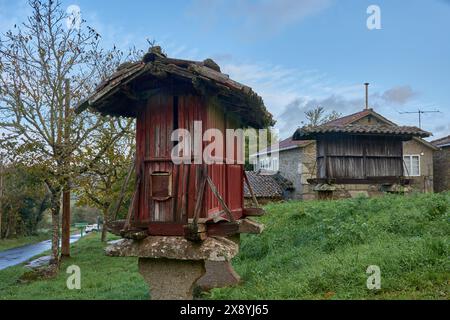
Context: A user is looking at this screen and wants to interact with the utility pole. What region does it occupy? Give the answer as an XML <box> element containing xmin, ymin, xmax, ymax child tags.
<box><xmin>399</xmin><ymin>109</ymin><xmax>440</xmax><ymax>129</ymax></box>
<box><xmin>364</xmin><ymin>83</ymin><xmax>369</xmax><ymax>110</ymax></box>
<box><xmin>61</xmin><ymin>79</ymin><xmax>71</xmax><ymax>258</ymax></box>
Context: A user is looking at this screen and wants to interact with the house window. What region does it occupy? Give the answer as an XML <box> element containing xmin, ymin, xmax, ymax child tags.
<box><xmin>403</xmin><ymin>155</ymin><xmax>420</xmax><ymax>176</ymax></box>
<box><xmin>271</xmin><ymin>157</ymin><xmax>279</xmax><ymax>171</ymax></box>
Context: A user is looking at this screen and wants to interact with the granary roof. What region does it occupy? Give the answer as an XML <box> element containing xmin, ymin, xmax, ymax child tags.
<box><xmin>76</xmin><ymin>46</ymin><xmax>274</xmax><ymax>128</ymax></box>
<box><xmin>431</xmin><ymin>135</ymin><xmax>450</xmax><ymax>148</ymax></box>
<box><xmin>293</xmin><ymin>108</ymin><xmax>431</xmax><ymax>140</ymax></box>
<box><xmin>244</xmin><ymin>171</ymin><xmax>293</xmax><ymax>199</ymax></box>
<box><xmin>293</xmin><ymin>123</ymin><xmax>431</xmax><ymax>140</ymax></box>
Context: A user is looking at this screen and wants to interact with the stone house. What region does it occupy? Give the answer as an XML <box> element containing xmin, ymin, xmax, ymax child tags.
<box><xmin>250</xmin><ymin>137</ymin><xmax>317</xmax><ymax>200</ymax></box>
<box><xmin>252</xmin><ymin>108</ymin><xmax>437</xmax><ymax>200</ymax></box>
<box><xmin>431</xmin><ymin>135</ymin><xmax>450</xmax><ymax>192</ymax></box>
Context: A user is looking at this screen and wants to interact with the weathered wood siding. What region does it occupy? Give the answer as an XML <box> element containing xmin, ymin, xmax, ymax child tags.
<box><xmin>317</xmin><ymin>135</ymin><xmax>403</xmax><ymax>179</ymax></box>
<box><xmin>134</xmin><ymin>92</ymin><xmax>244</xmax><ymax>233</ymax></box>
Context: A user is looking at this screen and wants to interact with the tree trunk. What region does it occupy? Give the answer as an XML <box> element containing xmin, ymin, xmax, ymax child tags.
<box><xmin>101</xmin><ymin>207</ymin><xmax>108</xmax><ymax>242</ymax></box>
<box><xmin>61</xmin><ymin>184</ymin><xmax>71</xmax><ymax>257</ymax></box>
<box><xmin>50</xmin><ymin>190</ymin><xmax>61</xmax><ymax>266</ymax></box>
<box><xmin>61</xmin><ymin>79</ymin><xmax>72</xmax><ymax>257</ymax></box>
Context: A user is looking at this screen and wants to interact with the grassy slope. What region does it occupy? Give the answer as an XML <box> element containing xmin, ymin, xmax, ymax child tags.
<box><xmin>0</xmin><ymin>192</ymin><xmax>448</xmax><ymax>300</ymax></box>
<box><xmin>0</xmin><ymin>233</ymin><xmax>148</xmax><ymax>300</ymax></box>
<box><xmin>209</xmin><ymin>192</ymin><xmax>449</xmax><ymax>300</ymax></box>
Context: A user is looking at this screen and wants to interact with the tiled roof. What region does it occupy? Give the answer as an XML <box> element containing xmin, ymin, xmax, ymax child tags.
<box><xmin>294</xmin><ymin>108</ymin><xmax>430</xmax><ymax>140</ymax></box>
<box><xmin>323</xmin><ymin>109</ymin><xmax>372</xmax><ymax>126</ymax></box>
<box><xmin>431</xmin><ymin>135</ymin><xmax>450</xmax><ymax>147</ymax></box>
<box><xmin>293</xmin><ymin>124</ymin><xmax>431</xmax><ymax>140</ymax></box>
<box><xmin>244</xmin><ymin>171</ymin><xmax>293</xmax><ymax>198</ymax></box>
<box><xmin>323</xmin><ymin>108</ymin><xmax>396</xmax><ymax>126</ymax></box>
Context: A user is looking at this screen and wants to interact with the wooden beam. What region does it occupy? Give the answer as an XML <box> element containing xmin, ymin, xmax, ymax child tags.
<box><xmin>238</xmin><ymin>218</ymin><xmax>265</xmax><ymax>234</ymax></box>
<box><xmin>243</xmin><ymin>207</ymin><xmax>265</xmax><ymax>217</ymax></box>
<box><xmin>206</xmin><ymin>222</ymin><xmax>239</xmax><ymax>237</ymax></box>
<box><xmin>193</xmin><ymin>165</ymin><xmax>207</xmax><ymax>225</ymax></box>
<box><xmin>112</xmin><ymin>155</ymin><xmax>135</xmax><ymax>221</ymax></box>
<box><xmin>206</xmin><ymin>175</ymin><xmax>236</xmax><ymax>222</ymax></box>
<box><xmin>308</xmin><ymin>177</ymin><xmax>409</xmax><ymax>184</ymax></box>
<box><xmin>243</xmin><ymin>171</ymin><xmax>259</xmax><ymax>208</ymax></box>
<box><xmin>123</xmin><ymin>166</ymin><xmax>142</xmax><ymax>231</ymax></box>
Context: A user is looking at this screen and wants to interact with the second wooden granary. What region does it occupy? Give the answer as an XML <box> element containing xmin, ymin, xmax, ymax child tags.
<box><xmin>292</xmin><ymin>109</ymin><xmax>431</xmax><ymax>199</ymax></box>
<box><xmin>77</xmin><ymin>47</ymin><xmax>273</xmax><ymax>240</ymax></box>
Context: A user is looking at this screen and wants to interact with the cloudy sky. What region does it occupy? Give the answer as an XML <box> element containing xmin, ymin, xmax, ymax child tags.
<box><xmin>1</xmin><ymin>0</ymin><xmax>449</xmax><ymax>140</ymax></box>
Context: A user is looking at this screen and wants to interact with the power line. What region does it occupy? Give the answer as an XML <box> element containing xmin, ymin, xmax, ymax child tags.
<box><xmin>399</xmin><ymin>108</ymin><xmax>441</xmax><ymax>129</ymax></box>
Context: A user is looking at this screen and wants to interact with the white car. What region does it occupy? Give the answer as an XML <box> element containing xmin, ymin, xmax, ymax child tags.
<box><xmin>85</xmin><ymin>224</ymin><xmax>99</xmax><ymax>233</ymax></box>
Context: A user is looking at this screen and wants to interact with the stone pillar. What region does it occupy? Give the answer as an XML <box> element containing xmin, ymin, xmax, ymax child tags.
<box><xmin>105</xmin><ymin>236</ymin><xmax>240</xmax><ymax>300</ymax></box>
<box><xmin>138</xmin><ymin>258</ymin><xmax>205</xmax><ymax>300</ymax></box>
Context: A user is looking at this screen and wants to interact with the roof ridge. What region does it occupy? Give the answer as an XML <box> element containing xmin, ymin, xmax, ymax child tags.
<box><xmin>322</xmin><ymin>108</ymin><xmax>397</xmax><ymax>127</ymax></box>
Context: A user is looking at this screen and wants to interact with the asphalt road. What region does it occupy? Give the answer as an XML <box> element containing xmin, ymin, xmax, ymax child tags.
<box><xmin>0</xmin><ymin>234</ymin><xmax>82</xmax><ymax>270</ymax></box>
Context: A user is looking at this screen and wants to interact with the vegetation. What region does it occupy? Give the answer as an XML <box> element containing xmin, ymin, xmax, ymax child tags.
<box><xmin>0</xmin><ymin>165</ymin><xmax>50</xmax><ymax>239</ymax></box>
<box><xmin>0</xmin><ymin>0</ymin><xmax>135</xmax><ymax>263</ymax></box>
<box><xmin>305</xmin><ymin>106</ymin><xmax>342</xmax><ymax>126</ymax></box>
<box><xmin>0</xmin><ymin>233</ymin><xmax>147</xmax><ymax>300</ymax></box>
<box><xmin>76</xmin><ymin>120</ymin><xmax>135</xmax><ymax>242</ymax></box>
<box><xmin>209</xmin><ymin>192</ymin><xmax>449</xmax><ymax>299</ymax></box>
<box><xmin>0</xmin><ymin>193</ymin><xmax>447</xmax><ymax>300</ymax></box>
<box><xmin>0</xmin><ymin>232</ymin><xmax>51</xmax><ymax>252</ymax></box>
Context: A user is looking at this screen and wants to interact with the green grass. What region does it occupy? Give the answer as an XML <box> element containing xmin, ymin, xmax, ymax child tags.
<box><xmin>0</xmin><ymin>233</ymin><xmax>148</xmax><ymax>300</ymax></box>
<box><xmin>0</xmin><ymin>232</ymin><xmax>52</xmax><ymax>251</ymax></box>
<box><xmin>0</xmin><ymin>192</ymin><xmax>448</xmax><ymax>300</ymax></box>
<box><xmin>208</xmin><ymin>192</ymin><xmax>450</xmax><ymax>300</ymax></box>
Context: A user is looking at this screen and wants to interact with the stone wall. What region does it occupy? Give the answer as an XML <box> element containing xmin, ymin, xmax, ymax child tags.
<box><xmin>433</xmin><ymin>146</ymin><xmax>450</xmax><ymax>192</ymax></box>
<box><xmin>299</xmin><ymin>142</ymin><xmax>317</xmax><ymax>200</ymax></box>
<box><xmin>278</xmin><ymin>147</ymin><xmax>303</xmax><ymax>199</ymax></box>
<box><xmin>403</xmin><ymin>139</ymin><xmax>434</xmax><ymax>193</ymax></box>
<box><xmin>325</xmin><ymin>184</ymin><xmax>384</xmax><ymax>199</ymax></box>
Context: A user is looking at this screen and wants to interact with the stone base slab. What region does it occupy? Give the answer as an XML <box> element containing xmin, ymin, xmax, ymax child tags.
<box><xmin>105</xmin><ymin>236</ymin><xmax>238</xmax><ymax>261</ymax></box>
<box><xmin>196</xmin><ymin>260</ymin><xmax>240</xmax><ymax>291</ymax></box>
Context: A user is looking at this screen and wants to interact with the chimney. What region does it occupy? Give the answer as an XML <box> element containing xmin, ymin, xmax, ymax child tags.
<box><xmin>364</xmin><ymin>82</ymin><xmax>369</xmax><ymax>110</ymax></box>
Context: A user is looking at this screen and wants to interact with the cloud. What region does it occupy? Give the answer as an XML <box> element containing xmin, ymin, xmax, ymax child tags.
<box><xmin>277</xmin><ymin>95</ymin><xmax>364</xmax><ymax>135</ymax></box>
<box><xmin>380</xmin><ymin>85</ymin><xmax>418</xmax><ymax>105</ymax></box>
<box><xmin>187</xmin><ymin>0</ymin><xmax>333</xmax><ymax>39</ymax></box>
<box><xmin>214</xmin><ymin>55</ymin><xmax>370</xmax><ymax>138</ymax></box>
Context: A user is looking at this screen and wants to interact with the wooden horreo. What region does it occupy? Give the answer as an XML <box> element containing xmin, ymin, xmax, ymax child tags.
<box><xmin>293</xmin><ymin>117</ymin><xmax>431</xmax><ymax>186</ymax></box>
<box><xmin>77</xmin><ymin>47</ymin><xmax>273</xmax><ymax>240</ymax></box>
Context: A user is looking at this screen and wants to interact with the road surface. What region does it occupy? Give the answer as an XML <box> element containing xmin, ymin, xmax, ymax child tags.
<box><xmin>0</xmin><ymin>234</ymin><xmax>81</xmax><ymax>271</ymax></box>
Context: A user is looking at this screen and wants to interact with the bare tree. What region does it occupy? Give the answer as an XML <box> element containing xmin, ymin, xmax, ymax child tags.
<box><xmin>76</xmin><ymin>119</ymin><xmax>134</xmax><ymax>242</ymax></box>
<box><xmin>305</xmin><ymin>106</ymin><xmax>342</xmax><ymax>126</ymax></box>
<box><xmin>0</xmin><ymin>0</ymin><xmax>130</xmax><ymax>268</ymax></box>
